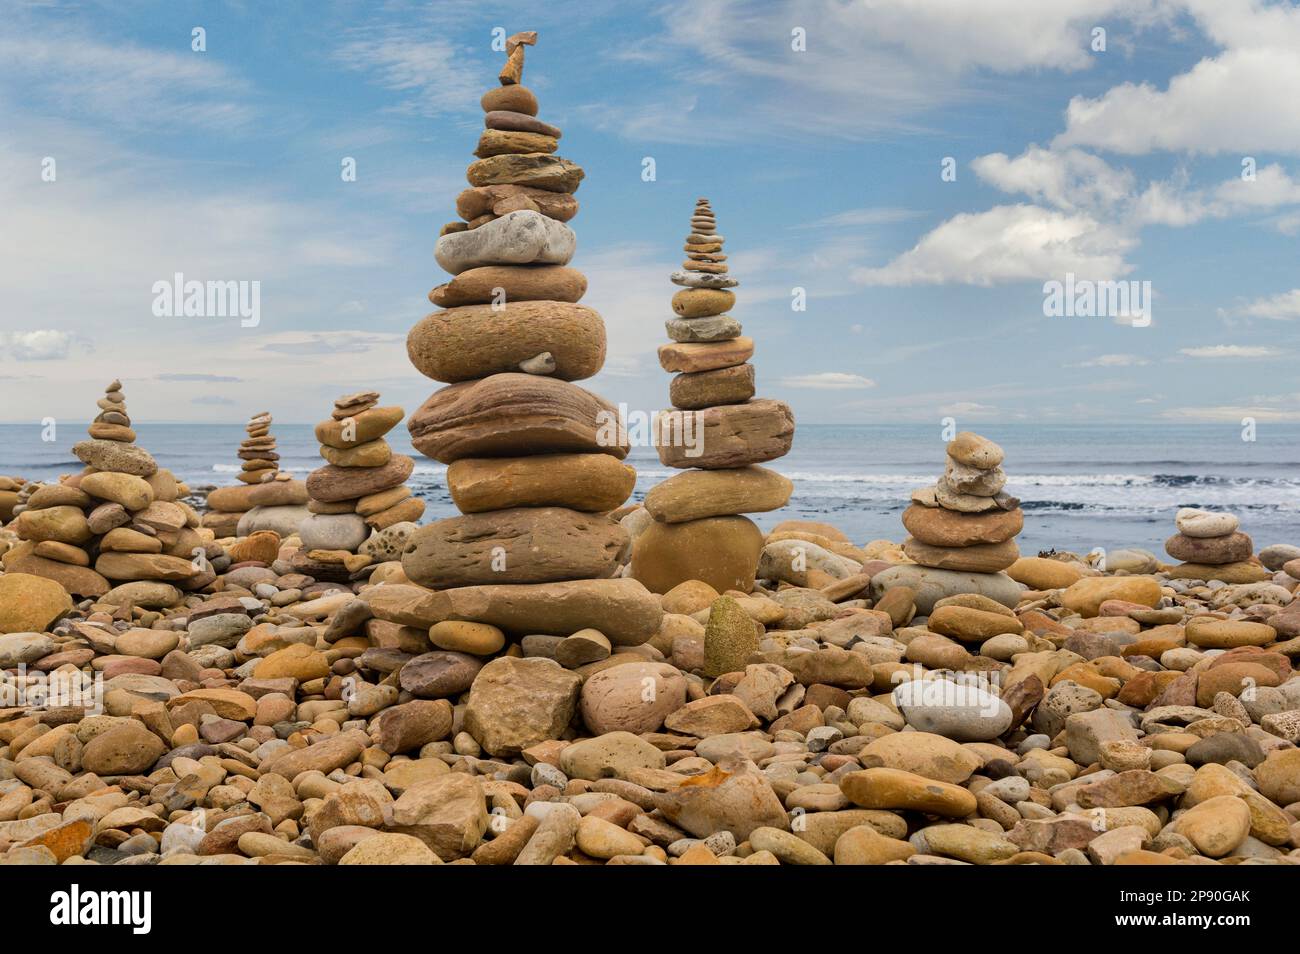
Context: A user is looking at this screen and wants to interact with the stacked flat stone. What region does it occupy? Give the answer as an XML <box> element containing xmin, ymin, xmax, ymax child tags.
<box><xmin>398</xmin><ymin>32</ymin><xmax>659</xmax><ymax>650</ymax></box>
<box><xmin>0</xmin><ymin>380</ymin><xmax>210</xmax><ymax>599</ymax></box>
<box><xmin>203</xmin><ymin>411</ymin><xmax>309</xmax><ymax>539</ymax></box>
<box><xmin>631</xmin><ymin>198</ymin><xmax>794</xmax><ymax>595</ymax></box>
<box><xmin>1165</xmin><ymin>508</ymin><xmax>1268</xmax><ymax>583</ymax></box>
<box><xmin>301</xmin><ymin>391</ymin><xmax>423</xmax><ymax>568</ymax></box>
<box><xmin>902</xmin><ymin>432</ymin><xmax>1023</xmax><ymax>574</ymax></box>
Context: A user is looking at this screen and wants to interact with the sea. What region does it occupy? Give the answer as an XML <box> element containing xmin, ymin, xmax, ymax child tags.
<box><xmin>3</xmin><ymin>422</ymin><xmax>1298</xmax><ymax>556</ymax></box>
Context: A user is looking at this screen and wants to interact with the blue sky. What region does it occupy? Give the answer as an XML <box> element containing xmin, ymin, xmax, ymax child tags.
<box><xmin>1</xmin><ymin>0</ymin><xmax>1298</xmax><ymax>430</ymax></box>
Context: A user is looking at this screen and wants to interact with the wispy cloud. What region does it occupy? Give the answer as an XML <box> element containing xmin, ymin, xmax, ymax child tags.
<box><xmin>779</xmin><ymin>372</ymin><xmax>877</xmax><ymax>390</ymax></box>
<box><xmin>1178</xmin><ymin>344</ymin><xmax>1281</xmax><ymax>359</ymax></box>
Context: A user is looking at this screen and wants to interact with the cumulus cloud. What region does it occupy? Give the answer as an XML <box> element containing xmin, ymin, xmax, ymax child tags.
<box><xmin>1224</xmin><ymin>288</ymin><xmax>1300</xmax><ymax>320</ymax></box>
<box><xmin>1056</xmin><ymin>1</ymin><xmax>1300</xmax><ymax>155</ymax></box>
<box><xmin>852</xmin><ymin>205</ymin><xmax>1135</xmax><ymax>286</ymax></box>
<box><xmin>0</xmin><ymin>330</ymin><xmax>76</xmax><ymax>360</ymax></box>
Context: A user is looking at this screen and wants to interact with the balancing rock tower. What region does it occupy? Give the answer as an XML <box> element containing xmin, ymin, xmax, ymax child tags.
<box><xmin>2</xmin><ymin>380</ymin><xmax>210</xmax><ymax>598</ymax></box>
<box><xmin>397</xmin><ymin>32</ymin><xmax>659</xmax><ymax>657</ymax></box>
<box><xmin>301</xmin><ymin>391</ymin><xmax>421</xmax><ymax>565</ymax></box>
<box><xmin>901</xmin><ymin>432</ymin><xmax>1023</xmax><ymax>573</ymax></box>
<box><xmin>630</xmin><ymin>198</ymin><xmax>794</xmax><ymax>595</ymax></box>
<box><xmin>1165</xmin><ymin>507</ymin><xmax>1267</xmax><ymax>583</ymax></box>
<box><xmin>203</xmin><ymin>410</ymin><xmax>309</xmax><ymax>538</ymax></box>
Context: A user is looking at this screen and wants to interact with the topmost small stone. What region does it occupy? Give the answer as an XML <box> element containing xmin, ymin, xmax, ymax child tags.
<box><xmin>946</xmin><ymin>431</ymin><xmax>1004</xmax><ymax>470</ymax></box>
<box><xmin>498</xmin><ymin>31</ymin><xmax>537</xmax><ymax>86</ymax></box>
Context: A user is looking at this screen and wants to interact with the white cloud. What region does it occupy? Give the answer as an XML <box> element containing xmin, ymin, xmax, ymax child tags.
<box><xmin>1072</xmin><ymin>353</ymin><xmax>1150</xmax><ymax>367</ymax></box>
<box><xmin>793</xmin><ymin>207</ymin><xmax>923</xmax><ymax>229</ymax></box>
<box><xmin>973</xmin><ymin>146</ymin><xmax>1135</xmax><ymax>212</ymax></box>
<box><xmin>778</xmin><ymin>372</ymin><xmax>877</xmax><ymax>390</ymax></box>
<box><xmin>0</xmin><ymin>28</ymin><xmax>254</xmax><ymax>131</ymax></box>
<box><xmin>1225</xmin><ymin>288</ymin><xmax>1300</xmax><ymax>320</ymax></box>
<box><xmin>335</xmin><ymin>30</ymin><xmax>483</xmax><ymax>119</ymax></box>
<box><xmin>0</xmin><ymin>330</ymin><xmax>76</xmax><ymax>360</ymax></box>
<box><xmin>852</xmin><ymin>204</ymin><xmax>1134</xmax><ymax>286</ymax></box>
<box><xmin>598</xmin><ymin>0</ymin><xmax>1163</xmax><ymax>143</ymax></box>
<box><xmin>1178</xmin><ymin>344</ymin><xmax>1281</xmax><ymax>358</ymax></box>
<box><xmin>1056</xmin><ymin>2</ymin><xmax>1300</xmax><ymax>155</ymax></box>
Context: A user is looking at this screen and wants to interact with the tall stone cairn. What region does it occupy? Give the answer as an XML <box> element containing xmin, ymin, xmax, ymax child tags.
<box><xmin>397</xmin><ymin>31</ymin><xmax>661</xmax><ymax>663</ymax></box>
<box><xmin>630</xmin><ymin>199</ymin><xmax>795</xmax><ymax>595</ymax></box>
<box><xmin>3</xmin><ymin>380</ymin><xmax>210</xmax><ymax>598</ymax></box>
<box><xmin>901</xmin><ymin>432</ymin><xmax>1023</xmax><ymax>573</ymax></box>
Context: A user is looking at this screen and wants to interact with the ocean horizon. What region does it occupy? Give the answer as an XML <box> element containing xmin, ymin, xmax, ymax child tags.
<box><xmin>4</xmin><ymin>420</ymin><xmax>1296</xmax><ymax>556</ymax></box>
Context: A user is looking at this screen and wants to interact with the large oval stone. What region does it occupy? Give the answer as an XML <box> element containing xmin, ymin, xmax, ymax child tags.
<box><xmin>407</xmin><ymin>301</ymin><xmax>605</xmax><ymax>383</ymax></box>
<box><xmin>434</xmin><ymin>210</ymin><xmax>575</xmax><ymax>274</ymax></box>
<box><xmin>447</xmin><ymin>453</ymin><xmax>635</xmax><ymax>513</ymax></box>
<box><xmin>306</xmin><ymin>455</ymin><xmax>413</xmax><ymax>503</ymax></box>
<box><xmin>429</xmin><ymin>265</ymin><xmax>586</xmax><ymax>307</ymax></box>
<box><xmin>644</xmin><ymin>466</ymin><xmax>793</xmax><ymax>523</ymax></box>
<box><xmin>656</xmin><ymin>399</ymin><xmax>794</xmax><ymax>470</ymax></box>
<box><xmin>401</xmin><ymin>508</ymin><xmax>628</xmax><ymax>588</ymax></box>
<box><xmin>413</xmin><ymin>578</ymin><xmax>662</xmax><ymax>647</ymax></box>
<box><xmin>901</xmin><ymin>504</ymin><xmax>1022</xmax><ymax>547</ymax></box>
<box><xmin>630</xmin><ymin>515</ymin><xmax>764</xmax><ymax>595</ymax></box>
<box><xmin>408</xmin><ymin>374</ymin><xmax>628</xmax><ymax>464</ymax></box>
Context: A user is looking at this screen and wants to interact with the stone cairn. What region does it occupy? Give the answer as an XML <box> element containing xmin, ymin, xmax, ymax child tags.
<box><xmin>1165</xmin><ymin>508</ymin><xmax>1267</xmax><ymax>583</ymax></box>
<box><xmin>631</xmin><ymin>198</ymin><xmax>795</xmax><ymax>596</ymax></box>
<box><xmin>300</xmin><ymin>391</ymin><xmax>422</xmax><ymax>577</ymax></box>
<box><xmin>202</xmin><ymin>411</ymin><xmax>309</xmax><ymax>539</ymax></box>
<box><xmin>901</xmin><ymin>431</ymin><xmax>1023</xmax><ymax>575</ymax></box>
<box><xmin>1</xmin><ymin>380</ymin><xmax>210</xmax><ymax>600</ymax></box>
<box><xmin>395</xmin><ymin>31</ymin><xmax>660</xmax><ymax>677</ymax></box>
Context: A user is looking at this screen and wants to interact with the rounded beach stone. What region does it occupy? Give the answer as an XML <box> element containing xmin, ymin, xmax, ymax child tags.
<box><xmin>71</xmin><ymin>439</ymin><xmax>157</xmax><ymax>477</ymax></box>
<box><xmin>456</xmin><ymin>184</ymin><xmax>577</xmax><ymax>223</ymax></box>
<box><xmin>474</xmin><ymin>128</ymin><xmax>557</xmax><ymax>158</ymax></box>
<box><xmin>665</xmin><ymin>315</ymin><xmax>742</xmax><ymax>343</ymax></box>
<box><xmin>643</xmin><ymin>466</ymin><xmax>792</xmax><ymax>523</ymax></box>
<box><xmin>305</xmin><ymin>455</ymin><xmax>414</xmax><ymax>503</ymax></box>
<box><xmin>1175</xmin><ymin>507</ymin><xmax>1239</xmax><ymax>538</ymax></box>
<box><xmin>401</xmin><ymin>508</ymin><xmax>628</xmax><ymax>588</ymax></box>
<box><xmin>466</xmin><ymin>154</ymin><xmax>584</xmax><ymax>193</ymax></box>
<box><xmin>669</xmin><ymin>363</ymin><xmax>755</xmax><ymax>410</ymax></box>
<box><xmin>407</xmin><ymin>301</ymin><xmax>605</xmax><ymax>383</ymax></box>
<box><xmin>407</xmin><ymin>374</ymin><xmax>628</xmax><ymax>464</ymax></box>
<box><xmin>416</xmin><ymin>578</ymin><xmax>663</xmax><ymax>647</ymax></box>
<box><xmin>671</xmin><ymin>288</ymin><xmax>735</xmax><ymax>318</ymax></box>
<box><xmin>902</xmin><ymin>537</ymin><xmax>1020</xmax><ymax>573</ymax></box>
<box><xmin>580</xmin><ymin>661</ymin><xmax>687</xmax><ymax>734</ymax></box>
<box><xmin>629</xmin><ymin>515</ymin><xmax>763</xmax><ymax>595</ymax></box>
<box><xmin>429</xmin><ymin>265</ymin><xmax>586</xmax><ymax>307</ymax></box>
<box><xmin>656</xmin><ymin>399</ymin><xmax>794</xmax><ymax>470</ymax></box>
<box><xmin>315</xmin><ymin>406</ymin><xmax>405</xmax><ymax>449</ymax></box>
<box><xmin>434</xmin><ymin>210</ymin><xmax>576</xmax><ymax>274</ymax></box>
<box><xmin>480</xmin><ymin>84</ymin><xmax>538</xmax><ymax>115</ymax></box>
<box><xmin>658</xmin><ymin>337</ymin><xmax>753</xmax><ymax>373</ymax></box>
<box><xmin>946</xmin><ymin>432</ymin><xmax>1004</xmax><ymax>469</ymax></box>
<box><xmin>447</xmin><ymin>453</ymin><xmax>636</xmax><ymax>513</ymax></box>
<box><xmin>1164</xmin><ymin>531</ymin><xmax>1253</xmax><ymax>564</ymax></box>
<box><xmin>901</xmin><ymin>503</ymin><xmax>1022</xmax><ymax>547</ymax></box>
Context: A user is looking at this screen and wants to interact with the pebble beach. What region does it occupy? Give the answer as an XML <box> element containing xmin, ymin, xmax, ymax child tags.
<box><xmin>1</xmin><ymin>33</ymin><xmax>1299</xmax><ymax>875</ymax></box>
